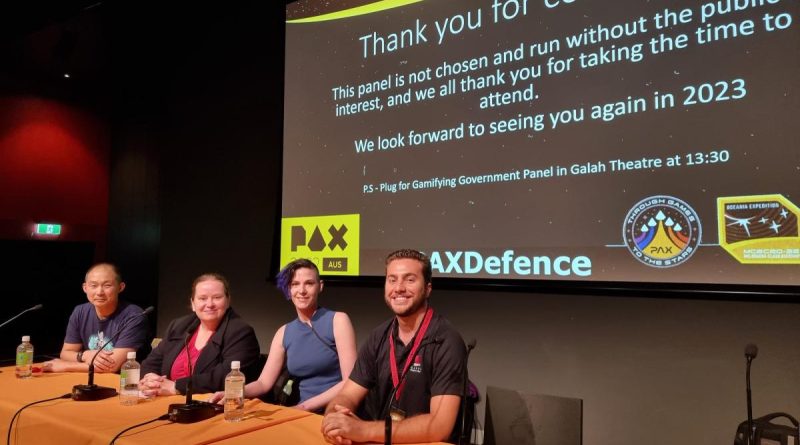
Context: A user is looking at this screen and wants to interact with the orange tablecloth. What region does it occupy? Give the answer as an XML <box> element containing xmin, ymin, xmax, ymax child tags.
<box><xmin>0</xmin><ymin>366</ymin><xmax>448</xmax><ymax>445</ymax></box>
<box><xmin>218</xmin><ymin>414</ymin><xmax>327</xmax><ymax>444</ymax></box>
<box><xmin>0</xmin><ymin>366</ymin><xmax>311</xmax><ymax>445</ymax></box>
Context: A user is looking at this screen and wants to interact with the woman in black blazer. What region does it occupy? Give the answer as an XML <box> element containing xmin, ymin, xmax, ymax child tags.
<box><xmin>139</xmin><ymin>273</ymin><xmax>260</xmax><ymax>395</ymax></box>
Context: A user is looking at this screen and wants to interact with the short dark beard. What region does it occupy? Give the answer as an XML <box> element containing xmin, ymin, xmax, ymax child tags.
<box><xmin>393</xmin><ymin>296</ymin><xmax>428</xmax><ymax>318</ymax></box>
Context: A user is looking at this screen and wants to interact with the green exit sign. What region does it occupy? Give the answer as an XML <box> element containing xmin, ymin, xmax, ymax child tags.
<box><xmin>35</xmin><ymin>223</ymin><xmax>62</xmax><ymax>235</ymax></box>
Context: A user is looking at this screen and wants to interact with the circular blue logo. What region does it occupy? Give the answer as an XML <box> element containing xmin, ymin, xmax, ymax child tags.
<box><xmin>623</xmin><ymin>195</ymin><xmax>702</xmax><ymax>268</ymax></box>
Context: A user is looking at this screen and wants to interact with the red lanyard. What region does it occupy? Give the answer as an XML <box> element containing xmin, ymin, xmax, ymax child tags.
<box><xmin>388</xmin><ymin>307</ymin><xmax>434</xmax><ymax>401</ymax></box>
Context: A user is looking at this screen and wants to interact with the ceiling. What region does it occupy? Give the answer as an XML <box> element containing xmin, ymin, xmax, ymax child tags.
<box><xmin>1</xmin><ymin>0</ymin><xmax>102</xmax><ymax>40</ymax></box>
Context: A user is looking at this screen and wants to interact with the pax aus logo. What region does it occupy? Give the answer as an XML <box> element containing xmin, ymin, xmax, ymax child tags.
<box><xmin>291</xmin><ymin>224</ymin><xmax>348</xmax><ymax>252</ymax></box>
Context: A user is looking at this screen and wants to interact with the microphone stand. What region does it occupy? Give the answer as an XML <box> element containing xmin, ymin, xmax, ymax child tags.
<box><xmin>0</xmin><ymin>304</ymin><xmax>43</xmax><ymax>374</ymax></box>
<box><xmin>72</xmin><ymin>306</ymin><xmax>154</xmax><ymax>401</ymax></box>
<box><xmin>745</xmin><ymin>344</ymin><xmax>758</xmax><ymax>445</ymax></box>
<box><xmin>166</xmin><ymin>329</ymin><xmax>219</xmax><ymax>423</ymax></box>
<box><xmin>746</xmin><ymin>358</ymin><xmax>753</xmax><ymax>445</ymax></box>
<box><xmin>0</xmin><ymin>304</ymin><xmax>43</xmax><ymax>329</ymax></box>
<box><xmin>458</xmin><ymin>339</ymin><xmax>477</xmax><ymax>445</ymax></box>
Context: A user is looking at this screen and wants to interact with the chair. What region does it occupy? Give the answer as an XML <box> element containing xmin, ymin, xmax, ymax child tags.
<box><xmin>484</xmin><ymin>386</ymin><xmax>582</xmax><ymax>445</ymax></box>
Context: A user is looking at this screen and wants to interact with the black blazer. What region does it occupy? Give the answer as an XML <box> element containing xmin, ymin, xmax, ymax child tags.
<box><xmin>141</xmin><ymin>308</ymin><xmax>261</xmax><ymax>394</ymax></box>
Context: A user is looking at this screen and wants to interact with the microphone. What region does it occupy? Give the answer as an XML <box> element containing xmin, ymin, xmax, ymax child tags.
<box><xmin>458</xmin><ymin>338</ymin><xmax>477</xmax><ymax>445</ymax></box>
<box><xmin>0</xmin><ymin>304</ymin><xmax>43</xmax><ymax>329</ymax></box>
<box><xmin>745</xmin><ymin>344</ymin><xmax>758</xmax><ymax>360</ymax></box>
<box><xmin>72</xmin><ymin>306</ymin><xmax>154</xmax><ymax>401</ymax></box>
<box><xmin>185</xmin><ymin>332</ymin><xmax>195</xmax><ymax>404</ymax></box>
<box><xmin>166</xmin><ymin>328</ymin><xmax>220</xmax><ymax>423</ymax></box>
<box><xmin>383</xmin><ymin>337</ymin><xmax>443</xmax><ymax>445</ymax></box>
<box><xmin>745</xmin><ymin>343</ymin><xmax>758</xmax><ymax>445</ymax></box>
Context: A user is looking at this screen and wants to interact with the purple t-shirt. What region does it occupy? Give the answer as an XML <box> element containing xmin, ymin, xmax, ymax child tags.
<box><xmin>64</xmin><ymin>301</ymin><xmax>148</xmax><ymax>351</ymax></box>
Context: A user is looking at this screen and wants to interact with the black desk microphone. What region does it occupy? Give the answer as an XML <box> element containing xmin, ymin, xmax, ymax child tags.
<box><xmin>166</xmin><ymin>330</ymin><xmax>221</xmax><ymax>423</ymax></box>
<box><xmin>72</xmin><ymin>306</ymin><xmax>154</xmax><ymax>401</ymax></box>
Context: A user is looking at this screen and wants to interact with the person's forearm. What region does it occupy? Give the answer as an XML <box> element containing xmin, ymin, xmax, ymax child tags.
<box><xmin>60</xmin><ymin>349</ymin><xmax>82</xmax><ymax>362</ymax></box>
<box><xmin>244</xmin><ymin>380</ymin><xmax>268</xmax><ymax>399</ymax></box>
<box><xmin>66</xmin><ymin>361</ymin><xmax>89</xmax><ymax>372</ymax></box>
<box><xmin>106</xmin><ymin>348</ymin><xmax>134</xmax><ymax>373</ymax></box>
<box><xmin>300</xmin><ymin>380</ymin><xmax>346</xmax><ymax>412</ymax></box>
<box><xmin>58</xmin><ymin>350</ymin><xmax>90</xmax><ymax>372</ymax></box>
<box><xmin>356</xmin><ymin>419</ymin><xmax>385</xmax><ymax>443</ymax></box>
<box><xmin>324</xmin><ymin>391</ymin><xmax>359</xmax><ymax>414</ymax></box>
<box><xmin>46</xmin><ymin>358</ymin><xmax>89</xmax><ymax>372</ymax></box>
<box><xmin>384</xmin><ymin>414</ymin><xmax>452</xmax><ymax>444</ymax></box>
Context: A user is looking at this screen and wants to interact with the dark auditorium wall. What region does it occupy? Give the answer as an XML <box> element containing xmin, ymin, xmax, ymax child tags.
<box><xmin>0</xmin><ymin>5</ymin><xmax>158</xmax><ymax>337</ymax></box>
<box><xmin>1</xmin><ymin>4</ymin><xmax>116</xmax><ymax>252</ymax></box>
<box><xmin>0</xmin><ymin>96</ymin><xmax>110</xmax><ymax>250</ymax></box>
<box><xmin>0</xmin><ymin>22</ymin><xmax>116</xmax><ymax>353</ymax></box>
<box><xmin>99</xmin><ymin>2</ymin><xmax>799</xmax><ymax>445</ymax></box>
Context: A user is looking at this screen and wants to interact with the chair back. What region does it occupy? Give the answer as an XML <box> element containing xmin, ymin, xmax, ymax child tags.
<box><xmin>484</xmin><ymin>386</ymin><xmax>582</xmax><ymax>445</ymax></box>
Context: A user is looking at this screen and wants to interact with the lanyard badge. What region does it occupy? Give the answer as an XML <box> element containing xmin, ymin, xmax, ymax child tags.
<box><xmin>388</xmin><ymin>307</ymin><xmax>434</xmax><ymax>405</ymax></box>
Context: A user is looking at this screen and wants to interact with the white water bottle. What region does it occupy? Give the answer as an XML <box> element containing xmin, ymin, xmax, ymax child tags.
<box><xmin>15</xmin><ymin>336</ymin><xmax>33</xmax><ymax>379</ymax></box>
<box><xmin>119</xmin><ymin>351</ymin><xmax>140</xmax><ymax>405</ymax></box>
<box><xmin>224</xmin><ymin>360</ymin><xmax>245</xmax><ymax>422</ymax></box>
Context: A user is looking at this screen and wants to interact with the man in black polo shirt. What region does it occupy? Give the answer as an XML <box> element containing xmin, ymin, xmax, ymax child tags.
<box><xmin>322</xmin><ymin>249</ymin><xmax>466</xmax><ymax>444</ymax></box>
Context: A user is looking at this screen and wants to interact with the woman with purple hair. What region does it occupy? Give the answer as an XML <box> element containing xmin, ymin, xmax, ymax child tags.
<box><xmin>210</xmin><ymin>259</ymin><xmax>356</xmax><ymax>412</ymax></box>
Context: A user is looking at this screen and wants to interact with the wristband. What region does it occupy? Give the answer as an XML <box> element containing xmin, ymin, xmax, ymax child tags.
<box><xmin>76</xmin><ymin>350</ymin><xmax>84</xmax><ymax>363</ymax></box>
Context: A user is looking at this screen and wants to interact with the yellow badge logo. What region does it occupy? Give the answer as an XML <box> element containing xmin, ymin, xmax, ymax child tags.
<box><xmin>280</xmin><ymin>214</ymin><xmax>360</xmax><ymax>275</ymax></box>
<box><xmin>717</xmin><ymin>194</ymin><xmax>800</xmax><ymax>264</ymax></box>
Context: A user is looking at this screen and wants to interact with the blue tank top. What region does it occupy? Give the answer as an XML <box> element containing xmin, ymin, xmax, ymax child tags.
<box><xmin>283</xmin><ymin>307</ymin><xmax>341</xmax><ymax>403</ymax></box>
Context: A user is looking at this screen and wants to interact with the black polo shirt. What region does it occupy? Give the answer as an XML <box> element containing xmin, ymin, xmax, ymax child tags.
<box><xmin>350</xmin><ymin>309</ymin><xmax>466</xmax><ymax>441</ymax></box>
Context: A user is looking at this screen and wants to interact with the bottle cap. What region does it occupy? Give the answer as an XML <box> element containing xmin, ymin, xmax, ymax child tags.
<box><xmin>231</xmin><ymin>360</ymin><xmax>240</xmax><ymax>369</ymax></box>
<box><xmin>127</xmin><ymin>351</ymin><xmax>137</xmax><ymax>359</ymax></box>
<box><xmin>22</xmin><ymin>335</ymin><xmax>30</xmax><ymax>342</ymax></box>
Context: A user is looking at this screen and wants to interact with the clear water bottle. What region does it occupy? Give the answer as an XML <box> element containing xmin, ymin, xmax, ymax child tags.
<box><xmin>119</xmin><ymin>351</ymin><xmax>140</xmax><ymax>405</ymax></box>
<box><xmin>224</xmin><ymin>360</ymin><xmax>245</xmax><ymax>422</ymax></box>
<box><xmin>15</xmin><ymin>336</ymin><xmax>33</xmax><ymax>379</ymax></box>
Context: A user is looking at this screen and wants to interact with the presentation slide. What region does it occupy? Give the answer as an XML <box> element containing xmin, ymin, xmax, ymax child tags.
<box><xmin>281</xmin><ymin>0</ymin><xmax>799</xmax><ymax>286</ymax></box>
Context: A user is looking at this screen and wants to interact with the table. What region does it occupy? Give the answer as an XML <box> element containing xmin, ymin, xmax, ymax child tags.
<box><xmin>0</xmin><ymin>367</ymin><xmax>447</xmax><ymax>445</ymax></box>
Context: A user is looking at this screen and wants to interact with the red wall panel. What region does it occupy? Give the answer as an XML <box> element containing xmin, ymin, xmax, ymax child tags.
<box><xmin>0</xmin><ymin>96</ymin><xmax>109</xmax><ymax>244</ymax></box>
